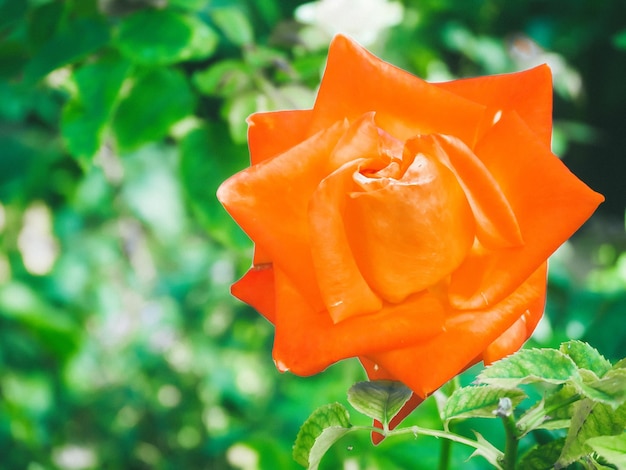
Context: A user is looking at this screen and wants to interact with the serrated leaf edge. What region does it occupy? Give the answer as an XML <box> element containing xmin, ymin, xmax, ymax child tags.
<box><xmin>293</xmin><ymin>402</ymin><xmax>351</xmax><ymax>469</ymax></box>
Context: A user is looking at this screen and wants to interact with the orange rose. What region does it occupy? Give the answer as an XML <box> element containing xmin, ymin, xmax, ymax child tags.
<box><xmin>217</xmin><ymin>35</ymin><xmax>603</xmax><ymax>431</ymax></box>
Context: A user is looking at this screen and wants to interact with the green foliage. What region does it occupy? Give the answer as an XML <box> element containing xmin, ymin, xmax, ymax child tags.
<box><xmin>112</xmin><ymin>68</ymin><xmax>196</xmax><ymax>150</ymax></box>
<box><xmin>61</xmin><ymin>56</ymin><xmax>132</xmax><ymax>160</ymax></box>
<box><xmin>347</xmin><ymin>380</ymin><xmax>413</xmax><ymax>427</ymax></box>
<box><xmin>23</xmin><ymin>18</ymin><xmax>110</xmax><ymax>84</ymax></box>
<box><xmin>211</xmin><ymin>7</ymin><xmax>255</xmax><ymax>46</ymax></box>
<box><xmin>613</xmin><ymin>29</ymin><xmax>626</xmax><ymax>49</ymax></box>
<box><xmin>586</xmin><ymin>434</ymin><xmax>626</xmax><ymax>468</ymax></box>
<box><xmin>114</xmin><ymin>9</ymin><xmax>218</xmax><ymax>65</ymax></box>
<box><xmin>178</xmin><ymin>122</ymin><xmax>251</xmax><ymax>248</ymax></box>
<box><xmin>192</xmin><ymin>59</ymin><xmax>253</xmax><ymax>96</ymax></box>
<box><xmin>292</xmin><ymin>403</ymin><xmax>352</xmax><ymax>470</ymax></box>
<box><xmin>560</xmin><ymin>340</ymin><xmax>613</xmax><ymax>378</ymax></box>
<box><xmin>478</xmin><ymin>348</ymin><xmax>581</xmax><ymax>386</ymax></box>
<box><xmin>298</xmin><ymin>342</ymin><xmax>626</xmax><ymax>469</ymax></box>
<box><xmin>577</xmin><ymin>368</ymin><xmax>626</xmax><ymax>407</ymax></box>
<box><xmin>556</xmin><ymin>400</ymin><xmax>626</xmax><ymax>467</ymax></box>
<box><xmin>442</xmin><ymin>386</ymin><xmax>526</xmax><ymax>424</ymax></box>
<box><xmin>517</xmin><ymin>438</ymin><xmax>566</xmax><ymax>470</ymax></box>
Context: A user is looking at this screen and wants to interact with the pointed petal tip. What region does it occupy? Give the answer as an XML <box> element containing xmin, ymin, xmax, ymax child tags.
<box><xmin>215</xmin><ymin>174</ymin><xmax>243</xmax><ymax>209</ymax></box>
<box><xmin>273</xmin><ymin>357</ymin><xmax>290</xmax><ymax>373</ymax></box>
<box><xmin>371</xmin><ymin>428</ymin><xmax>385</xmax><ymax>445</ymax></box>
<box><xmin>215</xmin><ymin>180</ymin><xmax>230</xmax><ymax>205</ymax></box>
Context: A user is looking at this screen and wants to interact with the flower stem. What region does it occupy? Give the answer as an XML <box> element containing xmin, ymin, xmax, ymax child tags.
<box><xmin>384</xmin><ymin>426</ymin><xmax>504</xmax><ymax>469</ymax></box>
<box><xmin>438</xmin><ymin>438</ymin><xmax>452</xmax><ymax>470</ymax></box>
<box><xmin>495</xmin><ymin>398</ymin><xmax>519</xmax><ymax>470</ymax></box>
<box><xmin>438</xmin><ymin>377</ymin><xmax>461</xmax><ymax>470</ymax></box>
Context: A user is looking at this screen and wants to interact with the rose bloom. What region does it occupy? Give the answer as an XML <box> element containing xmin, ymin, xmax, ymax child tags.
<box><xmin>217</xmin><ymin>35</ymin><xmax>603</xmax><ymax>437</ymax></box>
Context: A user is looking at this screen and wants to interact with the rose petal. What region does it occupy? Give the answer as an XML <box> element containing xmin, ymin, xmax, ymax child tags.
<box><xmin>231</xmin><ymin>264</ymin><xmax>276</xmax><ymax>323</ymax></box>
<box><xmin>364</xmin><ymin>263</ymin><xmax>547</xmax><ymax>397</ymax></box>
<box><xmin>308</xmin><ymin>113</ymin><xmax>397</xmax><ymax>322</ymax></box>
<box><xmin>482</xmin><ymin>262</ymin><xmax>547</xmax><ymax>364</ymax></box>
<box><xmin>272</xmin><ymin>267</ymin><xmax>445</xmax><ymax>376</ymax></box>
<box><xmin>327</xmin><ymin>112</ymin><xmax>398</xmax><ymax>168</ymax></box>
<box><xmin>308</xmin><ymin>158</ymin><xmax>385</xmax><ymax>323</ymax></box>
<box><xmin>247</xmin><ymin>109</ymin><xmax>314</xmax><ymax>164</ymax></box>
<box><xmin>434</xmin><ymin>64</ymin><xmax>553</xmax><ymax>148</ymax></box>
<box><xmin>310</xmin><ymin>35</ymin><xmax>485</xmax><ymax>146</ymax></box>
<box><xmin>309</xmin><ymin>166</ymin><xmax>385</xmax><ymax>322</ymax></box>
<box><xmin>448</xmin><ymin>111</ymin><xmax>604</xmax><ymax>309</ymax></box>
<box><xmin>344</xmin><ymin>149</ymin><xmax>475</xmax><ymax>302</ymax></box>
<box><xmin>246</xmin><ymin>110</ymin><xmax>315</xmax><ymax>265</ymax></box>
<box><xmin>217</xmin><ymin>120</ymin><xmax>351</xmax><ymax>309</ymax></box>
<box><xmin>408</xmin><ymin>134</ymin><xmax>523</xmax><ymax>249</ymax></box>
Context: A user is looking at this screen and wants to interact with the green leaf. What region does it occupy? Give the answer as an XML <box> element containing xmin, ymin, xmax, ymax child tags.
<box><xmin>179</xmin><ymin>122</ymin><xmax>250</xmax><ymax>249</ymax></box>
<box><xmin>1</xmin><ymin>373</ymin><xmax>53</xmax><ymax>415</ymax></box>
<box><xmin>586</xmin><ymin>434</ymin><xmax>626</xmax><ymax>468</ymax></box>
<box><xmin>612</xmin><ymin>357</ymin><xmax>626</xmax><ymax>370</ymax></box>
<box><xmin>222</xmin><ymin>90</ymin><xmax>267</xmax><ymax>143</ymax></box>
<box><xmin>468</xmin><ymin>431</ymin><xmax>507</xmax><ymax>468</ymax></box>
<box><xmin>211</xmin><ymin>7</ymin><xmax>254</xmax><ymax>46</ymax></box>
<box><xmin>546</xmin><ymin>383</ymin><xmax>582</xmax><ymax>420</ymax></box>
<box><xmin>115</xmin><ymin>9</ymin><xmax>218</xmax><ymax>65</ymax></box>
<box><xmin>589</xmin><ymin>462</ymin><xmax>620</xmax><ymax>470</ymax></box>
<box><xmin>518</xmin><ymin>438</ymin><xmax>566</xmax><ymax>470</ymax></box>
<box><xmin>613</xmin><ymin>29</ymin><xmax>626</xmax><ymax>50</ymax></box>
<box><xmin>560</xmin><ymin>341</ymin><xmax>612</xmax><ymax>378</ymax></box>
<box><xmin>442</xmin><ymin>385</ymin><xmax>526</xmax><ymax>424</ymax></box>
<box><xmin>0</xmin><ymin>81</ymin><xmax>30</xmax><ymax>122</ymax></box>
<box><xmin>292</xmin><ymin>403</ymin><xmax>352</xmax><ymax>470</ymax></box>
<box><xmin>112</xmin><ymin>68</ymin><xmax>195</xmax><ymax>151</ymax></box>
<box><xmin>556</xmin><ymin>400</ymin><xmax>626</xmax><ymax>467</ymax></box>
<box><xmin>61</xmin><ymin>56</ymin><xmax>132</xmax><ymax>161</ymax></box>
<box><xmin>167</xmin><ymin>0</ymin><xmax>210</xmax><ymax>9</ymax></box>
<box><xmin>192</xmin><ymin>59</ymin><xmax>252</xmax><ymax>97</ymax></box>
<box><xmin>24</xmin><ymin>17</ymin><xmax>109</xmax><ymax>83</ymax></box>
<box><xmin>517</xmin><ymin>386</ymin><xmax>578</xmax><ymax>437</ymax></box>
<box><xmin>347</xmin><ymin>380</ymin><xmax>412</xmax><ymax>427</ymax></box>
<box><xmin>538</xmin><ymin>419</ymin><xmax>572</xmax><ymax>432</ymax></box>
<box><xmin>181</xmin><ymin>15</ymin><xmax>220</xmax><ymax>62</ymax></box>
<box><xmin>0</xmin><ymin>0</ymin><xmax>27</xmax><ymax>31</ymax></box>
<box><xmin>243</xmin><ymin>44</ymin><xmax>288</xmax><ymax>69</ymax></box>
<box><xmin>27</xmin><ymin>1</ymin><xmax>65</xmax><ymax>49</ymax></box>
<box><xmin>577</xmin><ymin>368</ymin><xmax>626</xmax><ymax>407</ymax></box>
<box><xmin>0</xmin><ymin>281</ymin><xmax>80</xmax><ymax>360</ymax></box>
<box><xmin>0</xmin><ymin>39</ymin><xmax>29</xmax><ymax>79</ymax></box>
<box><xmin>478</xmin><ymin>348</ymin><xmax>580</xmax><ymax>387</ymax></box>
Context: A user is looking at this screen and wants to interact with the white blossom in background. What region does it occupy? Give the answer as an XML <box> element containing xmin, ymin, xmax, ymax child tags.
<box><xmin>295</xmin><ymin>0</ymin><xmax>403</xmax><ymax>46</ymax></box>
<box><xmin>52</xmin><ymin>445</ymin><xmax>97</xmax><ymax>470</ymax></box>
<box><xmin>226</xmin><ymin>443</ymin><xmax>259</xmax><ymax>470</ymax></box>
<box><xmin>17</xmin><ymin>202</ymin><xmax>59</xmax><ymax>275</ymax></box>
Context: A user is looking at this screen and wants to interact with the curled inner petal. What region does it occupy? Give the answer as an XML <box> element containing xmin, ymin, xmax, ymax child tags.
<box><xmin>406</xmin><ymin>134</ymin><xmax>523</xmax><ymax>250</ymax></box>
<box><xmin>309</xmin><ymin>158</ymin><xmax>384</xmax><ymax>323</ymax></box>
<box><xmin>308</xmin><ymin>113</ymin><xmax>407</xmax><ymax>322</ymax></box>
<box><xmin>344</xmin><ymin>148</ymin><xmax>475</xmax><ymax>303</ymax></box>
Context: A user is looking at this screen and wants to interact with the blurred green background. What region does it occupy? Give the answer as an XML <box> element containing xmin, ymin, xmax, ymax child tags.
<box><xmin>1</xmin><ymin>0</ymin><xmax>625</xmax><ymax>468</ymax></box>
